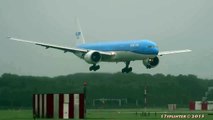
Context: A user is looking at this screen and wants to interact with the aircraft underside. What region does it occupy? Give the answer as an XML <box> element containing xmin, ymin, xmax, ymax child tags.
<box><xmin>74</xmin><ymin>51</ymin><xmax>158</xmax><ymax>73</ymax></box>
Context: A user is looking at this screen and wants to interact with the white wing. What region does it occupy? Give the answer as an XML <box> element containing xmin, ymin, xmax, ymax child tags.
<box><xmin>158</xmin><ymin>49</ymin><xmax>192</xmax><ymax>56</ymax></box>
<box><xmin>8</xmin><ymin>37</ymin><xmax>115</xmax><ymax>56</ymax></box>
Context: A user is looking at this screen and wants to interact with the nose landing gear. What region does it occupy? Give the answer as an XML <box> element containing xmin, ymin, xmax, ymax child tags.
<box><xmin>122</xmin><ymin>61</ymin><xmax>132</xmax><ymax>73</ymax></box>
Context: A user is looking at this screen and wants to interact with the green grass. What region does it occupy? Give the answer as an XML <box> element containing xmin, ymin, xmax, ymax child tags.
<box><xmin>0</xmin><ymin>108</ymin><xmax>212</xmax><ymax>120</ymax></box>
<box><xmin>0</xmin><ymin>109</ymin><xmax>32</xmax><ymax>120</ymax></box>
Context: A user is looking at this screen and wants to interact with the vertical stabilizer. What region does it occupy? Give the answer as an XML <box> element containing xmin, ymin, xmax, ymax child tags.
<box><xmin>75</xmin><ymin>17</ymin><xmax>85</xmax><ymax>45</ymax></box>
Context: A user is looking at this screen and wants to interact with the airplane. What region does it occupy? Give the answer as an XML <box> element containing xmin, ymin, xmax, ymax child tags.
<box><xmin>8</xmin><ymin>20</ymin><xmax>191</xmax><ymax>73</ymax></box>
<box><xmin>8</xmin><ymin>36</ymin><xmax>191</xmax><ymax>73</ymax></box>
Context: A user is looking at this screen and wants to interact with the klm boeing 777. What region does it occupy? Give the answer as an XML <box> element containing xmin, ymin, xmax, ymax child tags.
<box><xmin>8</xmin><ymin>19</ymin><xmax>191</xmax><ymax>73</ymax></box>
<box><xmin>8</xmin><ymin>36</ymin><xmax>191</xmax><ymax>73</ymax></box>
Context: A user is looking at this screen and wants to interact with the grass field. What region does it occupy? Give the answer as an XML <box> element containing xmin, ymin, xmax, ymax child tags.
<box><xmin>0</xmin><ymin>108</ymin><xmax>212</xmax><ymax>120</ymax></box>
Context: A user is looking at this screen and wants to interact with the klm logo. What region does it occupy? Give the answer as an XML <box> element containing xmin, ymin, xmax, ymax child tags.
<box><xmin>75</xmin><ymin>32</ymin><xmax>81</xmax><ymax>39</ymax></box>
<box><xmin>130</xmin><ymin>43</ymin><xmax>140</xmax><ymax>47</ymax></box>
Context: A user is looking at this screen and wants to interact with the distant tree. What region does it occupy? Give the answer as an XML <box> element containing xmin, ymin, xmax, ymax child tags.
<box><xmin>0</xmin><ymin>73</ymin><xmax>212</xmax><ymax>108</ymax></box>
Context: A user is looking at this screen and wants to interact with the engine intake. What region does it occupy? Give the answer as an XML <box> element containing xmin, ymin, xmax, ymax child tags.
<box><xmin>84</xmin><ymin>51</ymin><xmax>101</xmax><ymax>64</ymax></box>
<box><xmin>143</xmin><ymin>57</ymin><xmax>159</xmax><ymax>69</ymax></box>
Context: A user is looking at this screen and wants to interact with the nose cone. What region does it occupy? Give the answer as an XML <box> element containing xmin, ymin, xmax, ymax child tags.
<box><xmin>153</xmin><ymin>47</ymin><xmax>159</xmax><ymax>55</ymax></box>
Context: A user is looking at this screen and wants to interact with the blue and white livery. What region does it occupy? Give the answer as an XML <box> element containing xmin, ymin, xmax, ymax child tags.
<box><xmin>9</xmin><ymin>19</ymin><xmax>191</xmax><ymax>73</ymax></box>
<box><xmin>8</xmin><ymin>36</ymin><xmax>191</xmax><ymax>73</ymax></box>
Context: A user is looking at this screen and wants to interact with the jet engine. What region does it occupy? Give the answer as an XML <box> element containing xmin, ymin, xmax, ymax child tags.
<box><xmin>143</xmin><ymin>57</ymin><xmax>159</xmax><ymax>69</ymax></box>
<box><xmin>84</xmin><ymin>51</ymin><xmax>101</xmax><ymax>64</ymax></box>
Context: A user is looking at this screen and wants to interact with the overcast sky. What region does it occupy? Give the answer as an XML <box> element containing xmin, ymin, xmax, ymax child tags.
<box><xmin>1</xmin><ymin>0</ymin><xmax>213</xmax><ymax>78</ymax></box>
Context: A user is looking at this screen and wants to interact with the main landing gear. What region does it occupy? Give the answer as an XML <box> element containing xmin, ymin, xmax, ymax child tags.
<box><xmin>89</xmin><ymin>64</ymin><xmax>100</xmax><ymax>71</ymax></box>
<box><xmin>122</xmin><ymin>61</ymin><xmax>132</xmax><ymax>73</ymax></box>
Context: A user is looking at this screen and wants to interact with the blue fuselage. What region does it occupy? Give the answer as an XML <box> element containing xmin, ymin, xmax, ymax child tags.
<box><xmin>78</xmin><ymin>40</ymin><xmax>159</xmax><ymax>55</ymax></box>
<box><xmin>76</xmin><ymin>40</ymin><xmax>159</xmax><ymax>62</ymax></box>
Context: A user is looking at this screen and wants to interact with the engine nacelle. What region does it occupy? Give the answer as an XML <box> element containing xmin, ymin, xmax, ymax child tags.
<box><xmin>84</xmin><ymin>51</ymin><xmax>101</xmax><ymax>64</ymax></box>
<box><xmin>143</xmin><ymin>57</ymin><xmax>159</xmax><ymax>69</ymax></box>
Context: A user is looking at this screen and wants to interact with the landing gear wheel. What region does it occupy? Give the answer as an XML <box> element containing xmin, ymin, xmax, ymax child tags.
<box><xmin>122</xmin><ymin>67</ymin><xmax>132</xmax><ymax>73</ymax></box>
<box><xmin>121</xmin><ymin>63</ymin><xmax>132</xmax><ymax>73</ymax></box>
<box><xmin>128</xmin><ymin>67</ymin><xmax>132</xmax><ymax>73</ymax></box>
<box><xmin>94</xmin><ymin>65</ymin><xmax>100</xmax><ymax>71</ymax></box>
<box><xmin>122</xmin><ymin>68</ymin><xmax>126</xmax><ymax>73</ymax></box>
<box><xmin>89</xmin><ymin>66</ymin><xmax>93</xmax><ymax>71</ymax></box>
<box><xmin>89</xmin><ymin>64</ymin><xmax>100</xmax><ymax>71</ymax></box>
<box><xmin>146</xmin><ymin>65</ymin><xmax>151</xmax><ymax>69</ymax></box>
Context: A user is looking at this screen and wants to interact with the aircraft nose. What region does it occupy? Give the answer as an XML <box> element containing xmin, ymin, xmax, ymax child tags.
<box><xmin>153</xmin><ymin>48</ymin><xmax>159</xmax><ymax>55</ymax></box>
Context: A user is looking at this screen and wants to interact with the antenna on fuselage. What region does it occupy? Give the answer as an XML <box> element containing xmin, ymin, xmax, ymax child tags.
<box><xmin>75</xmin><ymin>17</ymin><xmax>85</xmax><ymax>45</ymax></box>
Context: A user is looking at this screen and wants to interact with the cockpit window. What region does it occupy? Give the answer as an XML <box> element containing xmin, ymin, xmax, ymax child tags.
<box><xmin>148</xmin><ymin>45</ymin><xmax>154</xmax><ymax>48</ymax></box>
<box><xmin>148</xmin><ymin>45</ymin><xmax>158</xmax><ymax>48</ymax></box>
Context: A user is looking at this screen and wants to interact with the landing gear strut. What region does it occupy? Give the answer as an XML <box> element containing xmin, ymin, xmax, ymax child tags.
<box><xmin>89</xmin><ymin>64</ymin><xmax>100</xmax><ymax>71</ymax></box>
<box><xmin>122</xmin><ymin>61</ymin><xmax>132</xmax><ymax>73</ymax></box>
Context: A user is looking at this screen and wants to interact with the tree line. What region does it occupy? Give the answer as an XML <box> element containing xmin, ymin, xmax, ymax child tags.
<box><xmin>0</xmin><ymin>73</ymin><xmax>213</xmax><ymax>109</ymax></box>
